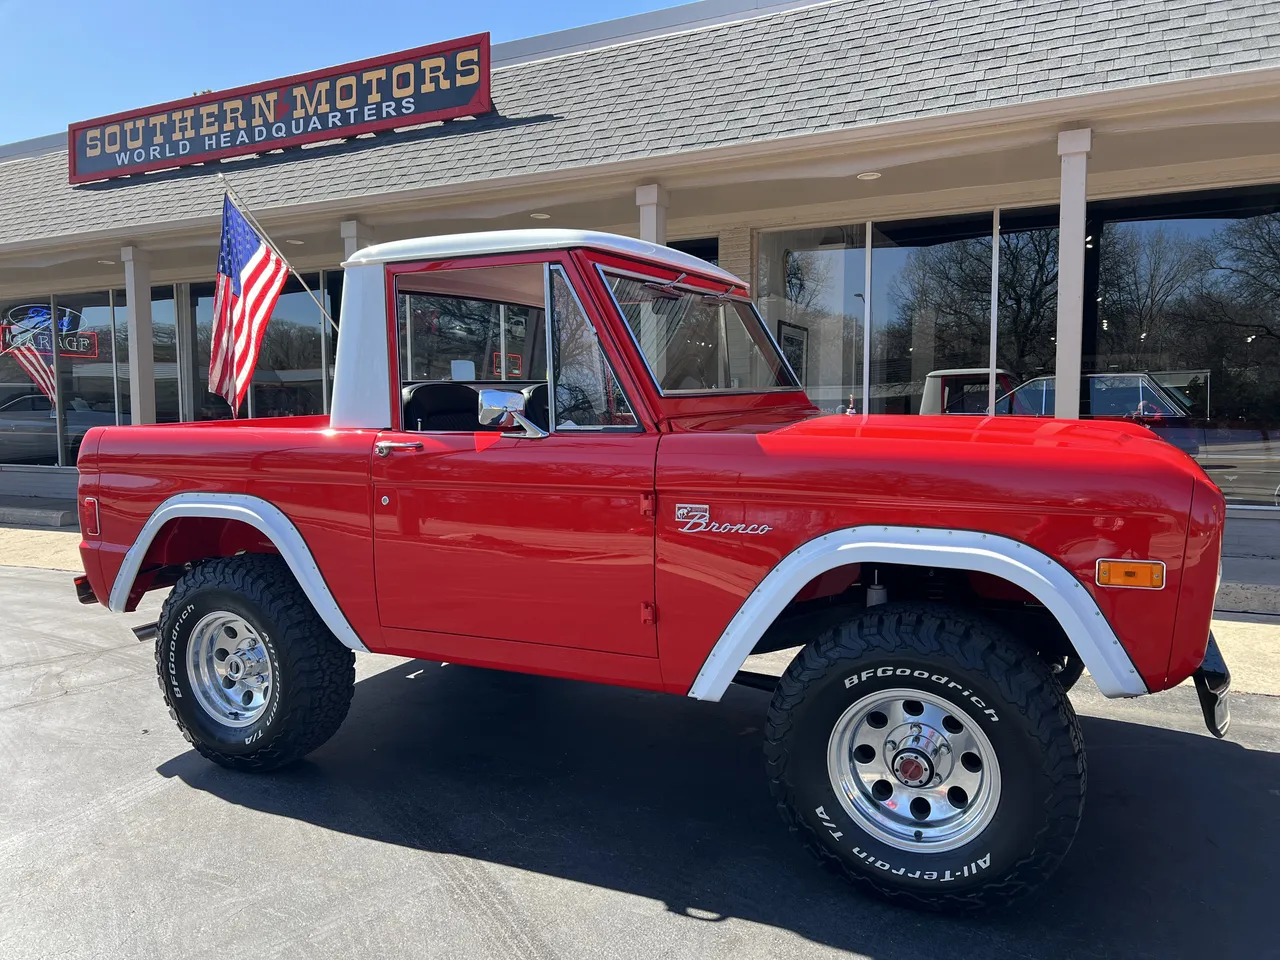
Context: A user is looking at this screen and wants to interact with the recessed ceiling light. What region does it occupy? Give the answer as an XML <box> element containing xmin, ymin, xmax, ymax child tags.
<box><xmin>97</xmin><ymin>259</ymin><xmax>115</xmax><ymax>265</ymax></box>
<box><xmin>856</xmin><ymin>171</ymin><xmax>882</xmax><ymax>181</ymax></box>
<box><xmin>529</xmin><ymin>213</ymin><xmax>551</xmax><ymax>220</ymax></box>
<box><xmin>284</xmin><ymin>239</ymin><xmax>305</xmax><ymax>245</ymax></box>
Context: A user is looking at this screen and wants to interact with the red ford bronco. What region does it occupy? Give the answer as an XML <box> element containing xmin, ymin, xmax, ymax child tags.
<box><xmin>73</xmin><ymin>230</ymin><xmax>1230</xmax><ymax>910</ymax></box>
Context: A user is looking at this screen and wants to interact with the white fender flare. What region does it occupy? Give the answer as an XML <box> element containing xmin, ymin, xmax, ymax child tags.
<box><xmin>108</xmin><ymin>492</ymin><xmax>369</xmax><ymax>653</ymax></box>
<box><xmin>687</xmin><ymin>525</ymin><xmax>1148</xmax><ymax>701</ymax></box>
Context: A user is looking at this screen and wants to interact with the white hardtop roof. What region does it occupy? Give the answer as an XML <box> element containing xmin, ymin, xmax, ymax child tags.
<box><xmin>342</xmin><ymin>229</ymin><xmax>743</xmax><ymax>287</ymax></box>
<box><xmin>925</xmin><ymin>367</ymin><xmax>1011</xmax><ymax>378</ymax></box>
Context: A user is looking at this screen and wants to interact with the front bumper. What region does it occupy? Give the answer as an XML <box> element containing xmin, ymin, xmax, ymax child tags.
<box><xmin>1193</xmin><ymin>632</ymin><xmax>1231</xmax><ymax>739</ymax></box>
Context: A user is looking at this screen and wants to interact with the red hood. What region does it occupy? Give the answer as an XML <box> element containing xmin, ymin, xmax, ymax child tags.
<box><xmin>780</xmin><ymin>412</ymin><xmax>1185</xmax><ymax>454</ymax></box>
<box><xmin>671</xmin><ymin>409</ymin><xmax>1202</xmax><ymax>471</ymax></box>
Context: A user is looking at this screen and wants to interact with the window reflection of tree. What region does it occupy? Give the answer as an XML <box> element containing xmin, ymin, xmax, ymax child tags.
<box><xmin>407</xmin><ymin>296</ymin><xmax>501</xmax><ymax>381</ymax></box>
<box><xmin>885</xmin><ymin>211</ymin><xmax>1279</xmax><ymax>427</ymax></box>
<box><xmin>550</xmin><ymin>270</ymin><xmax>634</xmax><ymax>426</ymax></box>
<box><xmin>1096</xmin><ymin>215</ymin><xmax>1280</xmax><ymax>425</ymax></box>
<box><xmin>883</xmin><ymin>239</ymin><xmax>992</xmax><ymax>387</ymax></box>
<box><xmin>882</xmin><ymin>229</ymin><xmax>1057</xmax><ymax>386</ymax></box>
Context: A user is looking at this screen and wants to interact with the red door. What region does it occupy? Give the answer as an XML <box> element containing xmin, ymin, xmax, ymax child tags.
<box><xmin>371</xmin><ymin>431</ymin><xmax>658</xmax><ymax>657</ymax></box>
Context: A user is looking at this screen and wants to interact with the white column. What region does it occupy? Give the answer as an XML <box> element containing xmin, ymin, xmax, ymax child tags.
<box><xmin>121</xmin><ymin>245</ymin><xmax>156</xmax><ymax>425</ymax></box>
<box><xmin>340</xmin><ymin>219</ymin><xmax>376</xmax><ymax>260</ymax></box>
<box><xmin>635</xmin><ymin>184</ymin><xmax>669</xmax><ymax>245</ymax></box>
<box><xmin>1054</xmin><ymin>128</ymin><xmax>1091</xmax><ymax>420</ymax></box>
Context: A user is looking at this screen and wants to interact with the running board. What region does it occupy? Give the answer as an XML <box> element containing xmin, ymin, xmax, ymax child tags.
<box><xmin>131</xmin><ymin>622</ymin><xmax>159</xmax><ymax>642</ymax></box>
<box><xmin>732</xmin><ymin>670</ymin><xmax>780</xmax><ymax>692</ymax></box>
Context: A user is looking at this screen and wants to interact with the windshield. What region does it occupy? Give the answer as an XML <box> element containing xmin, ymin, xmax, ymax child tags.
<box><xmin>603</xmin><ymin>272</ymin><xmax>798</xmax><ymax>394</ymax></box>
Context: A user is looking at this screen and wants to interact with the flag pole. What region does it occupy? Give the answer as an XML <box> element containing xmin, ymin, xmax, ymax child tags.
<box><xmin>215</xmin><ymin>172</ymin><xmax>339</xmax><ymax>335</ymax></box>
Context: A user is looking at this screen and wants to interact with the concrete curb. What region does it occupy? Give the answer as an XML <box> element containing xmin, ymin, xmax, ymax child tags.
<box><xmin>1216</xmin><ymin>583</ymin><xmax>1280</xmax><ymax>617</ymax></box>
<box><xmin>0</xmin><ymin>498</ymin><xmax>77</xmax><ymax>528</ymax></box>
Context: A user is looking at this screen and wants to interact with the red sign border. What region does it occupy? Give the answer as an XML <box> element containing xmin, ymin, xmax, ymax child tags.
<box><xmin>67</xmin><ymin>33</ymin><xmax>492</xmax><ymax>185</ymax></box>
<box><xmin>1</xmin><ymin>326</ymin><xmax>100</xmax><ymax>360</ymax></box>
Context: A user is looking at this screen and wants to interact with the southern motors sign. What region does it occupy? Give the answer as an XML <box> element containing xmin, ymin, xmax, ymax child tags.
<box><xmin>68</xmin><ymin>33</ymin><xmax>492</xmax><ymax>184</ymax></box>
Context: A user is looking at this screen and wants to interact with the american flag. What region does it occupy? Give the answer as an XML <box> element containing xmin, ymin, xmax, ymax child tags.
<box><xmin>1</xmin><ymin>326</ymin><xmax>56</xmax><ymax>400</ymax></box>
<box><xmin>209</xmin><ymin>194</ymin><xmax>288</xmax><ymax>416</ymax></box>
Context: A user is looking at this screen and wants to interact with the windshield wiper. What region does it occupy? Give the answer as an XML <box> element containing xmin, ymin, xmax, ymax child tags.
<box><xmin>642</xmin><ymin>273</ymin><xmax>688</xmax><ymax>300</ymax></box>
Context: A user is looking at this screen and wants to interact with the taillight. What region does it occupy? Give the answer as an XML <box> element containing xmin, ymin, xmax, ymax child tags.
<box><xmin>80</xmin><ymin>497</ymin><xmax>100</xmax><ymax>537</ymax></box>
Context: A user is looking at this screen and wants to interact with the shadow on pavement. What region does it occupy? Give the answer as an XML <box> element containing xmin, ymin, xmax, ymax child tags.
<box><xmin>158</xmin><ymin>661</ymin><xmax>1276</xmax><ymax>960</ymax></box>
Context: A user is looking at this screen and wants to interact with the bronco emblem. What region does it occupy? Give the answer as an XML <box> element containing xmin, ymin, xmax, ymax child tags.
<box><xmin>675</xmin><ymin>503</ymin><xmax>772</xmax><ymax>536</ymax></box>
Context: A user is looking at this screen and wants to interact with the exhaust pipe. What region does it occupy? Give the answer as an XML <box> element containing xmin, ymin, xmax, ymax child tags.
<box><xmin>131</xmin><ymin>622</ymin><xmax>159</xmax><ymax>643</ymax></box>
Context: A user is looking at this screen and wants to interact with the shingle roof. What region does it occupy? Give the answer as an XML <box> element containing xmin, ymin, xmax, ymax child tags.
<box><xmin>2</xmin><ymin>0</ymin><xmax>1278</xmax><ymax>249</ymax></box>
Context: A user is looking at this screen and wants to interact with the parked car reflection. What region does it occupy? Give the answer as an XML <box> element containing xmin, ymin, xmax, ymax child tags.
<box><xmin>905</xmin><ymin>369</ymin><xmax>1278</xmax><ymax>505</ymax></box>
<box><xmin>0</xmin><ymin>393</ymin><xmax>117</xmax><ymax>465</ymax></box>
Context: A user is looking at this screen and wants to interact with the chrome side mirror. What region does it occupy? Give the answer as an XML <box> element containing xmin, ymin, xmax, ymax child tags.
<box><xmin>476</xmin><ymin>388</ymin><xmax>548</xmax><ymax>439</ymax></box>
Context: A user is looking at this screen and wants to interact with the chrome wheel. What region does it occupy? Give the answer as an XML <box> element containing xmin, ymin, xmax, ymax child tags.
<box><xmin>827</xmin><ymin>687</ymin><xmax>1001</xmax><ymax>853</ymax></box>
<box><xmin>185</xmin><ymin>612</ymin><xmax>274</xmax><ymax>728</ymax></box>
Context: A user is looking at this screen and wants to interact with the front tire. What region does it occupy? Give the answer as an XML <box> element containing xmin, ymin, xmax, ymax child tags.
<box><xmin>156</xmin><ymin>555</ymin><xmax>355</xmax><ymax>771</ymax></box>
<box><xmin>764</xmin><ymin>603</ymin><xmax>1085</xmax><ymax>911</ymax></box>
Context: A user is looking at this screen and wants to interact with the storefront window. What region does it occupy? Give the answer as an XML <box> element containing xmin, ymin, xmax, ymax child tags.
<box><xmin>251</xmin><ymin>276</ymin><xmax>324</xmax><ymax>418</ymax></box>
<box><xmin>996</xmin><ymin>208</ymin><xmax>1059</xmax><ymax>387</ymax></box>
<box><xmin>0</xmin><ymin>297</ymin><xmax>59</xmax><ymax>465</ymax></box>
<box><xmin>668</xmin><ymin>237</ymin><xmax>719</xmax><ymax>266</ymax></box>
<box><xmin>760</xmin><ymin>215</ymin><xmax>1054</xmax><ymax>416</ymax></box>
<box><xmin>191</xmin><ymin>281</ymin><xmax>231</xmax><ymax>420</ymax></box>
<box><xmin>1088</xmin><ymin>188</ymin><xmax>1280</xmax><ymax>504</ymax></box>
<box><xmin>52</xmin><ymin>292</ymin><xmax>119</xmax><ymax>465</ymax></box>
<box><xmin>192</xmin><ymin>274</ymin><xmax>324</xmax><ymax>419</ymax></box>
<box><xmin>152</xmin><ymin>287</ymin><xmax>180</xmax><ymax>423</ymax></box>
<box><xmin>323</xmin><ymin>270</ymin><xmax>343</xmax><ymax>403</ymax></box>
<box><xmin>112</xmin><ymin>290</ymin><xmax>128</xmax><ymax>421</ymax></box>
<box><xmin>114</xmin><ymin>286</ymin><xmax>179</xmax><ymax>424</ymax></box>
<box><xmin>870</xmin><ymin>215</ymin><xmax>993</xmax><ymax>414</ymax></box>
<box><xmin>757</xmin><ymin>225</ymin><xmax>866</xmax><ymax>413</ymax></box>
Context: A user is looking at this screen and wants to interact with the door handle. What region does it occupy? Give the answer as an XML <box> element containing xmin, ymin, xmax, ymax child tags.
<box><xmin>375</xmin><ymin>440</ymin><xmax>424</xmax><ymax>457</ymax></box>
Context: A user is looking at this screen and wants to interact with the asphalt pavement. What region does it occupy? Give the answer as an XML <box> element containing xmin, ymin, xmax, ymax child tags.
<box><xmin>2</xmin><ymin>564</ymin><xmax>1279</xmax><ymax>960</ymax></box>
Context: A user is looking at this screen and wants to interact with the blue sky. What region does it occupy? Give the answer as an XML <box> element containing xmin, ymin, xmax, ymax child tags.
<box><xmin>0</xmin><ymin>0</ymin><xmax>675</xmax><ymax>144</ymax></box>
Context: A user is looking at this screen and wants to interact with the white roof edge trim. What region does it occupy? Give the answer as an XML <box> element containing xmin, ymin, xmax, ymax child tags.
<box><xmin>687</xmin><ymin>525</ymin><xmax>1148</xmax><ymax>702</ymax></box>
<box><xmin>107</xmin><ymin>492</ymin><xmax>370</xmax><ymax>653</ymax></box>
<box><xmin>343</xmin><ymin>229</ymin><xmax>744</xmax><ymax>286</ymax></box>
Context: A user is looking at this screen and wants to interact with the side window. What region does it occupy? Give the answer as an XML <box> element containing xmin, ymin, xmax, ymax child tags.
<box><xmin>997</xmin><ymin>378</ymin><xmax>1046</xmax><ymax>416</ymax></box>
<box><xmin>943</xmin><ymin>381</ymin><xmax>989</xmax><ymax>414</ymax></box>
<box><xmin>1090</xmin><ymin>376</ymin><xmax>1142</xmax><ymax>417</ymax></box>
<box><xmin>548</xmin><ymin>266</ymin><xmax>639</xmax><ymax>430</ymax></box>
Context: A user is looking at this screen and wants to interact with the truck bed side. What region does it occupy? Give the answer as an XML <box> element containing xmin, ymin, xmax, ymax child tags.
<box><xmin>78</xmin><ymin>418</ymin><xmax>383</xmax><ymax>649</ymax></box>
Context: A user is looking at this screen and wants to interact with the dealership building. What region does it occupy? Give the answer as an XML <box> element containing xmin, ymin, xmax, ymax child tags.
<box><xmin>1</xmin><ymin>0</ymin><xmax>1279</xmax><ymax>507</ymax></box>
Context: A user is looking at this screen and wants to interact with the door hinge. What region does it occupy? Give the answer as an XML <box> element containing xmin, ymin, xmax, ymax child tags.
<box><xmin>641</xmin><ymin>601</ymin><xmax>657</xmax><ymax>625</ymax></box>
<box><xmin>640</xmin><ymin>492</ymin><xmax>656</xmax><ymax>517</ymax></box>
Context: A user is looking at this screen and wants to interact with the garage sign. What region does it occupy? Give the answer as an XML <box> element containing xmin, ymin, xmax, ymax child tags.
<box><xmin>68</xmin><ymin>33</ymin><xmax>492</xmax><ymax>184</ymax></box>
<box><xmin>1</xmin><ymin>304</ymin><xmax>98</xmax><ymax>358</ymax></box>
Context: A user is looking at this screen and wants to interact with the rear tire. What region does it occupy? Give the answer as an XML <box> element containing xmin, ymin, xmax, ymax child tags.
<box><xmin>155</xmin><ymin>554</ymin><xmax>355</xmax><ymax>772</ymax></box>
<box><xmin>764</xmin><ymin>603</ymin><xmax>1085</xmax><ymax>911</ymax></box>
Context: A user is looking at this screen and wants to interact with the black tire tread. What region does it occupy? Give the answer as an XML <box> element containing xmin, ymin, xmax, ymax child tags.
<box><xmin>763</xmin><ymin>602</ymin><xmax>1085</xmax><ymax>911</ymax></box>
<box><xmin>155</xmin><ymin>554</ymin><xmax>355</xmax><ymax>772</ymax></box>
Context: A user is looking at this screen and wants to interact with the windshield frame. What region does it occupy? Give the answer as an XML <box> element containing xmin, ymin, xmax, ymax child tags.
<box><xmin>595</xmin><ymin>264</ymin><xmax>801</xmax><ymax>397</ymax></box>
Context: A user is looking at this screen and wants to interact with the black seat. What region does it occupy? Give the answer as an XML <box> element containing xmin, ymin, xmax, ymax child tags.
<box><xmin>402</xmin><ymin>382</ymin><xmax>487</xmax><ymax>432</ymax></box>
<box><xmin>522</xmin><ymin>383</ymin><xmax>549</xmax><ymax>431</ymax></box>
